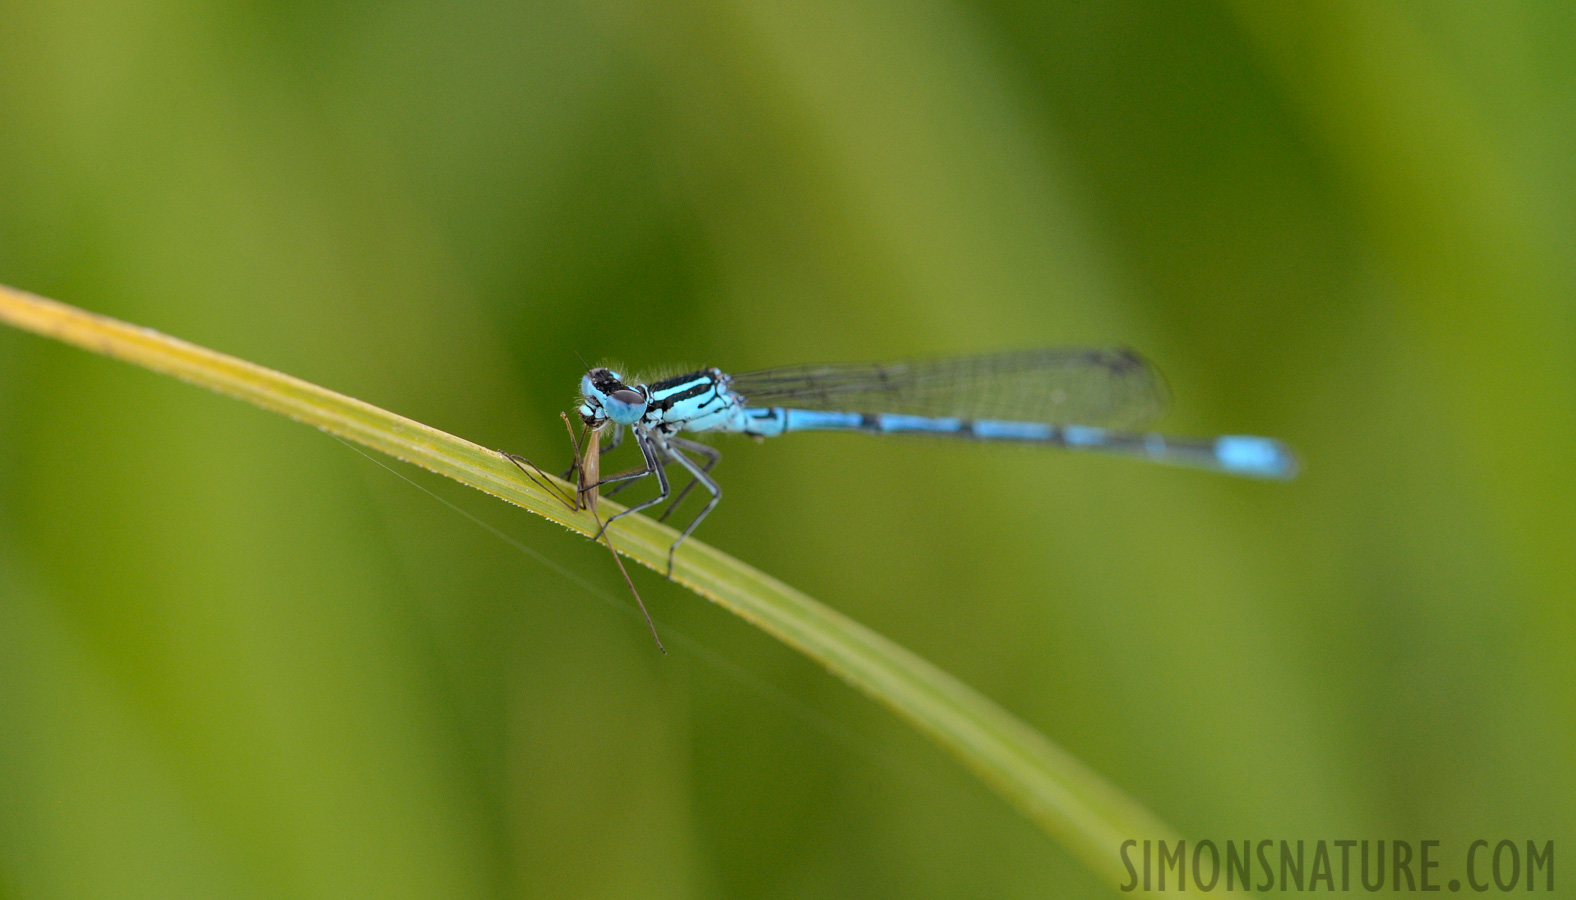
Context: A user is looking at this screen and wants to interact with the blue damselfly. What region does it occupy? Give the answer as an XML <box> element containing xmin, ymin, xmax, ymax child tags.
<box><xmin>511</xmin><ymin>348</ymin><xmax>1296</xmax><ymax>579</ymax></box>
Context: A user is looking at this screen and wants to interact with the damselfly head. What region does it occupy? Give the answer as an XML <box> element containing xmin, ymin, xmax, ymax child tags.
<box><xmin>580</xmin><ymin>367</ymin><xmax>648</xmax><ymax>427</ymax></box>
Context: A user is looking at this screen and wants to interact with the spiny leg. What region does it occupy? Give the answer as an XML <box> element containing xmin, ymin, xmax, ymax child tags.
<box><xmin>589</xmin><ymin>443</ymin><xmax>661</xmax><ymax>491</ymax></box>
<box><xmin>606</xmin><ymin>441</ymin><xmax>697</xmax><ymax>504</ymax></box>
<box><xmin>657</xmin><ymin>437</ymin><xmax>720</xmax><ymax>523</ymax></box>
<box><xmin>669</xmin><ymin>436</ymin><xmax>720</xmax><ymax>461</ymax></box>
<box><xmin>611</xmin><ymin>442</ymin><xmax>676</xmax><ymax>500</ymax></box>
<box><xmin>659</xmin><ymin>440</ymin><xmax>722</xmax><ymax>578</ymax></box>
<box><xmin>607</xmin><ymin>440</ymin><xmax>709</xmax><ymax>516</ymax></box>
<box><xmin>602</xmin><ymin>437</ymin><xmax>653</xmax><ymax>499</ymax></box>
<box><xmin>600</xmin><ymin>461</ymin><xmax>657</xmax><ymax>497</ymax></box>
<box><xmin>594</xmin><ymin>427</ymin><xmax>671</xmax><ymax>541</ymax></box>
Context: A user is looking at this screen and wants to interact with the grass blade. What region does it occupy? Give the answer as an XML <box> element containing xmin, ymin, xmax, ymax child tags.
<box><xmin>0</xmin><ymin>282</ymin><xmax>1182</xmax><ymax>893</ymax></box>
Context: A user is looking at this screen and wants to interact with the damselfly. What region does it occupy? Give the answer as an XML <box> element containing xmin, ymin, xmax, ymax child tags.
<box><xmin>513</xmin><ymin>348</ymin><xmax>1296</xmax><ymax>577</ymax></box>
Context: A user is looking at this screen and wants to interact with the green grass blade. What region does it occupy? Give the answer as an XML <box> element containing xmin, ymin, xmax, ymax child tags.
<box><xmin>0</xmin><ymin>282</ymin><xmax>1183</xmax><ymax>893</ymax></box>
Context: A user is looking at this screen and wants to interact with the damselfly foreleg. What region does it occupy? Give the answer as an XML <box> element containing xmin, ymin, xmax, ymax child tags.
<box><xmin>594</xmin><ymin>427</ymin><xmax>671</xmax><ymax>540</ymax></box>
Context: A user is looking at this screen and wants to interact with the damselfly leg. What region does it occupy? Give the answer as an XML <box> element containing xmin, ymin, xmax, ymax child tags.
<box><xmin>602</xmin><ymin>437</ymin><xmax>718</xmax><ymax>527</ymax></box>
<box><xmin>584</xmin><ymin>432</ymin><xmax>720</xmax><ymax>577</ymax></box>
<box><xmin>658</xmin><ymin>440</ymin><xmax>721</xmax><ymax>577</ymax></box>
<box><xmin>658</xmin><ymin>437</ymin><xmax>720</xmax><ymax>523</ymax></box>
<box><xmin>593</xmin><ymin>427</ymin><xmax>671</xmax><ymax>539</ymax></box>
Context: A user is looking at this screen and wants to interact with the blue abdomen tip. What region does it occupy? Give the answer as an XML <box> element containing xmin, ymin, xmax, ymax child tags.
<box><xmin>1214</xmin><ymin>436</ymin><xmax>1298</xmax><ymax>479</ymax></box>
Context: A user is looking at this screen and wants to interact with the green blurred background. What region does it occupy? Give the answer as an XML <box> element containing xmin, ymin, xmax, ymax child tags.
<box><xmin>1</xmin><ymin>1</ymin><xmax>1572</xmax><ymax>897</ymax></box>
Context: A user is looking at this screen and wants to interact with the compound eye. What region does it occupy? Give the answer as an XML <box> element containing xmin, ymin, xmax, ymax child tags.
<box><xmin>600</xmin><ymin>384</ymin><xmax>648</xmax><ymax>425</ymax></box>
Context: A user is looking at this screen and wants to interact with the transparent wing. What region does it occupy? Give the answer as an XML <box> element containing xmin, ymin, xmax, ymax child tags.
<box><xmin>727</xmin><ymin>347</ymin><xmax>1168</xmax><ymax>429</ymax></box>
